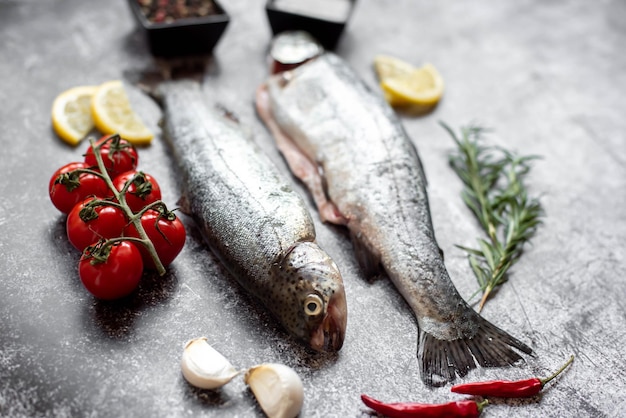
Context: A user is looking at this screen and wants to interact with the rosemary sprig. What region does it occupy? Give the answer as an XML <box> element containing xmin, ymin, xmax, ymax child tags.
<box><xmin>441</xmin><ymin>122</ymin><xmax>543</xmax><ymax>313</ymax></box>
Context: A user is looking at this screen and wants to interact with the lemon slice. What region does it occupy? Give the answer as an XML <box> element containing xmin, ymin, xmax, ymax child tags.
<box><xmin>51</xmin><ymin>85</ymin><xmax>98</xmax><ymax>146</ymax></box>
<box><xmin>380</xmin><ymin>63</ymin><xmax>444</xmax><ymax>108</ymax></box>
<box><xmin>91</xmin><ymin>80</ymin><xmax>153</xmax><ymax>145</ymax></box>
<box><xmin>374</xmin><ymin>55</ymin><xmax>416</xmax><ymax>81</ymax></box>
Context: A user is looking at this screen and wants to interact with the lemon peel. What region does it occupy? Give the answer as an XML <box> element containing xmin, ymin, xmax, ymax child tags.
<box><xmin>91</xmin><ymin>80</ymin><xmax>153</xmax><ymax>145</ymax></box>
<box><xmin>51</xmin><ymin>85</ymin><xmax>98</xmax><ymax>146</ymax></box>
<box><xmin>374</xmin><ymin>55</ymin><xmax>444</xmax><ymax>109</ymax></box>
<box><xmin>374</xmin><ymin>54</ymin><xmax>415</xmax><ymax>81</ymax></box>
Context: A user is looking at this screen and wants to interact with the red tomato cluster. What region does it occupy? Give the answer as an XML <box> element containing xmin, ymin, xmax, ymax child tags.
<box><xmin>48</xmin><ymin>134</ymin><xmax>186</xmax><ymax>300</ymax></box>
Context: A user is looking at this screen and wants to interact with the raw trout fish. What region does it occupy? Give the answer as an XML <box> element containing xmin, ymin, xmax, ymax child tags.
<box><xmin>158</xmin><ymin>80</ymin><xmax>347</xmax><ymax>352</ymax></box>
<box><xmin>257</xmin><ymin>49</ymin><xmax>532</xmax><ymax>385</ymax></box>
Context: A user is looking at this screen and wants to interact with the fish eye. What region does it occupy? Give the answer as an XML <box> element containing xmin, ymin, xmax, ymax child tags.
<box><xmin>304</xmin><ymin>294</ymin><xmax>323</xmax><ymax>316</ymax></box>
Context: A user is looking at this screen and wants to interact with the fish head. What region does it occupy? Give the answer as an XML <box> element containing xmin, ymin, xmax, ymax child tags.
<box><xmin>275</xmin><ymin>242</ymin><xmax>347</xmax><ymax>352</ymax></box>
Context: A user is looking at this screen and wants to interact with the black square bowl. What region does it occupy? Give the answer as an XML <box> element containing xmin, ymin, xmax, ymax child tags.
<box><xmin>265</xmin><ymin>0</ymin><xmax>356</xmax><ymax>50</ymax></box>
<box><xmin>127</xmin><ymin>0</ymin><xmax>230</xmax><ymax>57</ymax></box>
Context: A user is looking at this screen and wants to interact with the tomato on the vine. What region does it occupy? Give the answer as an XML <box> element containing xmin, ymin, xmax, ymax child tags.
<box><xmin>79</xmin><ymin>241</ymin><xmax>143</xmax><ymax>300</ymax></box>
<box><xmin>84</xmin><ymin>134</ymin><xmax>139</xmax><ymax>177</ymax></box>
<box><xmin>125</xmin><ymin>209</ymin><xmax>186</xmax><ymax>269</ymax></box>
<box><xmin>67</xmin><ymin>198</ymin><xmax>128</xmax><ymax>251</ymax></box>
<box><xmin>111</xmin><ymin>171</ymin><xmax>162</xmax><ymax>213</ymax></box>
<box><xmin>49</xmin><ymin>162</ymin><xmax>108</xmax><ymax>214</ymax></box>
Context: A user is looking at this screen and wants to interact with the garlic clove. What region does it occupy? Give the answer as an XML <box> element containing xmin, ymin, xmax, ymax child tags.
<box><xmin>180</xmin><ymin>337</ymin><xmax>240</xmax><ymax>389</ymax></box>
<box><xmin>244</xmin><ymin>363</ymin><xmax>304</xmax><ymax>418</ymax></box>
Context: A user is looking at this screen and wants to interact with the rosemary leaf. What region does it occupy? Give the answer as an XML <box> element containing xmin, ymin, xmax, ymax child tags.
<box><xmin>478</xmin><ymin>239</ymin><xmax>497</xmax><ymax>271</ymax></box>
<box><xmin>441</xmin><ymin>121</ymin><xmax>543</xmax><ymax>313</ymax></box>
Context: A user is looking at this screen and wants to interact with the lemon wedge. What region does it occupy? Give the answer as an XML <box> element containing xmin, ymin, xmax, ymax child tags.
<box><xmin>91</xmin><ymin>80</ymin><xmax>153</xmax><ymax>145</ymax></box>
<box><xmin>374</xmin><ymin>54</ymin><xmax>416</xmax><ymax>81</ymax></box>
<box><xmin>51</xmin><ymin>85</ymin><xmax>98</xmax><ymax>146</ymax></box>
<box><xmin>373</xmin><ymin>55</ymin><xmax>444</xmax><ymax>109</ymax></box>
<box><xmin>380</xmin><ymin>63</ymin><xmax>444</xmax><ymax>108</ymax></box>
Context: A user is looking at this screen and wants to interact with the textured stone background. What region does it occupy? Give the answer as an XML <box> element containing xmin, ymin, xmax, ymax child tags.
<box><xmin>1</xmin><ymin>0</ymin><xmax>625</xmax><ymax>417</ymax></box>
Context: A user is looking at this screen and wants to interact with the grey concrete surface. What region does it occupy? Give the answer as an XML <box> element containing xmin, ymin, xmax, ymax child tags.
<box><xmin>1</xmin><ymin>0</ymin><xmax>625</xmax><ymax>417</ymax></box>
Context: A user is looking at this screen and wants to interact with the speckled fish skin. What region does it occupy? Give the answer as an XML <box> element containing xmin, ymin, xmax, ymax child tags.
<box><xmin>257</xmin><ymin>52</ymin><xmax>532</xmax><ymax>386</ymax></box>
<box><xmin>158</xmin><ymin>80</ymin><xmax>347</xmax><ymax>352</ymax></box>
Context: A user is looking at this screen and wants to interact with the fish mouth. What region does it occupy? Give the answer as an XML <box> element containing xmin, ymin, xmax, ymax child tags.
<box><xmin>310</xmin><ymin>288</ymin><xmax>347</xmax><ymax>352</ymax></box>
<box><xmin>269</xmin><ymin>31</ymin><xmax>323</xmax><ymax>74</ymax></box>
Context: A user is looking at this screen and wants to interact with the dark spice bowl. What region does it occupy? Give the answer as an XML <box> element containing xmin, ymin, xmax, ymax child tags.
<box><xmin>127</xmin><ymin>0</ymin><xmax>230</xmax><ymax>57</ymax></box>
<box><xmin>265</xmin><ymin>0</ymin><xmax>357</xmax><ymax>50</ymax></box>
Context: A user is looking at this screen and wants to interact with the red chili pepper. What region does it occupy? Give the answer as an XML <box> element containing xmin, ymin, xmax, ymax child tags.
<box><xmin>451</xmin><ymin>355</ymin><xmax>574</xmax><ymax>398</ymax></box>
<box><xmin>360</xmin><ymin>394</ymin><xmax>487</xmax><ymax>418</ymax></box>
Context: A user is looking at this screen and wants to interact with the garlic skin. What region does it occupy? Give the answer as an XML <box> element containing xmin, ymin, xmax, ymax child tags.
<box><xmin>180</xmin><ymin>337</ymin><xmax>239</xmax><ymax>389</ymax></box>
<box><xmin>244</xmin><ymin>363</ymin><xmax>304</xmax><ymax>418</ymax></box>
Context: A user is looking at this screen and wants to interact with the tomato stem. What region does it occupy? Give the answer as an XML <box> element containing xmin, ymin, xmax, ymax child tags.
<box><xmin>89</xmin><ymin>136</ymin><xmax>167</xmax><ymax>276</ymax></box>
<box><xmin>101</xmin><ymin>236</ymin><xmax>146</xmax><ymax>247</ymax></box>
<box><xmin>119</xmin><ymin>171</ymin><xmax>150</xmax><ymax>198</ymax></box>
<box><xmin>54</xmin><ymin>167</ymin><xmax>107</xmax><ymax>194</ymax></box>
<box><xmin>68</xmin><ymin>168</ymin><xmax>107</xmax><ymax>179</ymax></box>
<box><xmin>79</xmin><ymin>197</ymin><xmax>125</xmax><ymax>214</ymax></box>
<box><xmin>135</xmin><ymin>200</ymin><xmax>170</xmax><ymax>218</ymax></box>
<box><xmin>83</xmin><ymin>240</ymin><xmax>114</xmax><ymax>265</ymax></box>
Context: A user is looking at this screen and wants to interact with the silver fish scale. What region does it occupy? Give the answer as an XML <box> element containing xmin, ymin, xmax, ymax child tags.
<box><xmin>159</xmin><ymin>80</ymin><xmax>347</xmax><ymax>352</ymax></box>
<box><xmin>162</xmin><ymin>82</ymin><xmax>314</xmax><ymax>279</ymax></box>
<box><xmin>268</xmin><ymin>55</ymin><xmax>454</xmax><ymax>322</ymax></box>
<box><xmin>263</xmin><ymin>52</ymin><xmax>531</xmax><ymax>386</ymax></box>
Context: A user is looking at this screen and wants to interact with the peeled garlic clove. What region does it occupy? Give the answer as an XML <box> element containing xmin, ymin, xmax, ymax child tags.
<box><xmin>244</xmin><ymin>363</ymin><xmax>304</xmax><ymax>418</ymax></box>
<box><xmin>180</xmin><ymin>337</ymin><xmax>239</xmax><ymax>389</ymax></box>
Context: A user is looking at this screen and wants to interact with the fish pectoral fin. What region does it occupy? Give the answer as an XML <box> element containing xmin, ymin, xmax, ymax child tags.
<box><xmin>350</xmin><ymin>231</ymin><xmax>384</xmax><ymax>279</ymax></box>
<box><xmin>417</xmin><ymin>316</ymin><xmax>533</xmax><ymax>387</ymax></box>
<box><xmin>176</xmin><ymin>195</ymin><xmax>192</xmax><ymax>216</ymax></box>
<box><xmin>256</xmin><ymin>84</ymin><xmax>347</xmax><ymax>226</ymax></box>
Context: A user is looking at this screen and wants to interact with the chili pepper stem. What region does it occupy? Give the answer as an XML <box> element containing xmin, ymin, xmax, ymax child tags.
<box><xmin>476</xmin><ymin>399</ymin><xmax>489</xmax><ymax>412</ymax></box>
<box><xmin>89</xmin><ymin>136</ymin><xmax>166</xmax><ymax>276</ymax></box>
<box><xmin>540</xmin><ymin>355</ymin><xmax>574</xmax><ymax>387</ymax></box>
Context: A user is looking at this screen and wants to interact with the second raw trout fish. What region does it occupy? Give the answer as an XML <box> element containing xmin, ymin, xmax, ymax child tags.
<box><xmin>158</xmin><ymin>80</ymin><xmax>347</xmax><ymax>352</ymax></box>
<box><xmin>257</xmin><ymin>34</ymin><xmax>532</xmax><ymax>386</ymax></box>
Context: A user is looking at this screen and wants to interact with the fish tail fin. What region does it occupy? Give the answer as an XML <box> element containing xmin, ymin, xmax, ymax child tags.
<box><xmin>418</xmin><ymin>316</ymin><xmax>532</xmax><ymax>387</ymax></box>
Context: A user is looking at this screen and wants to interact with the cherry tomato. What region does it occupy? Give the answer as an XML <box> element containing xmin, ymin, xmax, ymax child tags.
<box><xmin>111</xmin><ymin>171</ymin><xmax>162</xmax><ymax>213</ymax></box>
<box><xmin>79</xmin><ymin>241</ymin><xmax>143</xmax><ymax>300</ymax></box>
<box><xmin>67</xmin><ymin>198</ymin><xmax>128</xmax><ymax>251</ymax></box>
<box><xmin>49</xmin><ymin>162</ymin><xmax>108</xmax><ymax>214</ymax></box>
<box><xmin>124</xmin><ymin>210</ymin><xmax>186</xmax><ymax>269</ymax></box>
<box><xmin>84</xmin><ymin>134</ymin><xmax>139</xmax><ymax>177</ymax></box>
